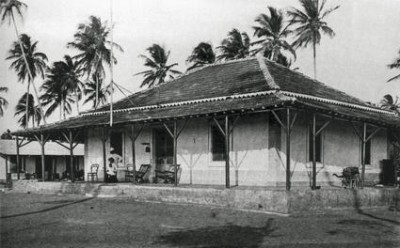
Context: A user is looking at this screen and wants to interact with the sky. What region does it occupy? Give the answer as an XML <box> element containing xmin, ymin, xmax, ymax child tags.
<box><xmin>0</xmin><ymin>0</ymin><xmax>400</xmax><ymax>134</ymax></box>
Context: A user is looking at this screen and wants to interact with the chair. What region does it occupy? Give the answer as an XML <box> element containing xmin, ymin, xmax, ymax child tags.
<box><xmin>333</xmin><ymin>166</ymin><xmax>360</xmax><ymax>188</ymax></box>
<box><xmin>87</xmin><ymin>164</ymin><xmax>99</xmax><ymax>182</ymax></box>
<box><xmin>126</xmin><ymin>164</ymin><xmax>151</xmax><ymax>183</ymax></box>
<box><xmin>124</xmin><ymin>164</ymin><xmax>134</xmax><ymax>182</ymax></box>
<box><xmin>155</xmin><ymin>164</ymin><xmax>180</xmax><ymax>184</ymax></box>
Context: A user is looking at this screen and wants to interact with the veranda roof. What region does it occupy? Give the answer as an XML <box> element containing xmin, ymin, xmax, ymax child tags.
<box><xmin>12</xmin><ymin>56</ymin><xmax>400</xmax><ymax>138</ymax></box>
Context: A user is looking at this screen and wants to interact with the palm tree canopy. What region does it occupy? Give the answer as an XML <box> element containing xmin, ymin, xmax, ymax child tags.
<box><xmin>217</xmin><ymin>29</ymin><xmax>251</xmax><ymax>61</ymax></box>
<box><xmin>135</xmin><ymin>44</ymin><xmax>182</xmax><ymax>88</ymax></box>
<box><xmin>186</xmin><ymin>42</ymin><xmax>216</xmax><ymax>71</ymax></box>
<box><xmin>67</xmin><ymin>15</ymin><xmax>123</xmax><ymax>79</ymax></box>
<box><xmin>40</xmin><ymin>56</ymin><xmax>79</xmax><ymax>118</ymax></box>
<box><xmin>14</xmin><ymin>93</ymin><xmax>40</xmax><ymax>127</ymax></box>
<box><xmin>0</xmin><ymin>0</ymin><xmax>26</xmax><ymax>24</ymax></box>
<box><xmin>252</xmin><ymin>6</ymin><xmax>296</xmax><ymax>66</ymax></box>
<box><xmin>0</xmin><ymin>87</ymin><xmax>8</xmax><ymax>117</ymax></box>
<box><xmin>83</xmin><ymin>74</ymin><xmax>111</xmax><ymax>108</ymax></box>
<box><xmin>387</xmin><ymin>49</ymin><xmax>400</xmax><ymax>82</ymax></box>
<box><xmin>6</xmin><ymin>33</ymin><xmax>48</xmax><ymax>82</ymax></box>
<box><xmin>288</xmin><ymin>0</ymin><xmax>339</xmax><ymax>48</ymax></box>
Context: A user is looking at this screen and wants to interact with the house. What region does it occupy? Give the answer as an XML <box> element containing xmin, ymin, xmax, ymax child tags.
<box><xmin>0</xmin><ymin>139</ymin><xmax>84</xmax><ymax>183</ymax></box>
<box><xmin>11</xmin><ymin>56</ymin><xmax>400</xmax><ymax>189</ymax></box>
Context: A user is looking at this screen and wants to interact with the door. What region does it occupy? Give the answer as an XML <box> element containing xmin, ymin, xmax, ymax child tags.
<box><xmin>154</xmin><ymin>127</ymin><xmax>173</xmax><ymax>170</ymax></box>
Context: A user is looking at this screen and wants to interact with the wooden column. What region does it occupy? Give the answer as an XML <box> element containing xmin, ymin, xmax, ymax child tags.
<box><xmin>163</xmin><ymin>120</ymin><xmax>187</xmax><ymax>186</ymax></box>
<box><xmin>128</xmin><ymin>124</ymin><xmax>143</xmax><ymax>184</ymax></box>
<box><xmin>69</xmin><ymin>130</ymin><xmax>75</xmax><ymax>182</ymax></box>
<box><xmin>285</xmin><ymin>109</ymin><xmax>291</xmax><ymax>191</ymax></box>
<box><xmin>311</xmin><ymin>115</ymin><xmax>331</xmax><ymax>190</ymax></box>
<box><xmin>361</xmin><ymin>122</ymin><xmax>367</xmax><ymax>188</ymax></box>
<box><xmin>173</xmin><ymin>121</ymin><xmax>178</xmax><ymax>186</ymax></box>
<box><xmin>312</xmin><ymin>113</ymin><xmax>317</xmax><ymax>189</ymax></box>
<box><xmin>40</xmin><ymin>133</ymin><xmax>46</xmax><ymax>182</ymax></box>
<box><xmin>351</xmin><ymin>121</ymin><xmax>381</xmax><ymax>189</ymax></box>
<box><xmin>101</xmin><ymin>129</ymin><xmax>108</xmax><ymax>183</ymax></box>
<box><xmin>225</xmin><ymin>115</ymin><xmax>230</xmax><ymax>188</ymax></box>
<box><xmin>271</xmin><ymin>109</ymin><xmax>297</xmax><ymax>191</ymax></box>
<box><xmin>16</xmin><ymin>136</ymin><xmax>20</xmax><ymax>180</ymax></box>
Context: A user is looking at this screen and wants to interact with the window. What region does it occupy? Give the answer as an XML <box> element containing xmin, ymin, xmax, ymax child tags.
<box><xmin>308</xmin><ymin>125</ymin><xmax>322</xmax><ymax>162</ymax></box>
<box><xmin>211</xmin><ymin>125</ymin><xmax>225</xmax><ymax>161</ymax></box>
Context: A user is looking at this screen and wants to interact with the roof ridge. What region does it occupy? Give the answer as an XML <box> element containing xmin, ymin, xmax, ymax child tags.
<box><xmin>184</xmin><ymin>56</ymin><xmax>257</xmax><ymax>76</ymax></box>
<box><xmin>261</xmin><ymin>58</ymin><xmax>373</xmax><ymax>108</ymax></box>
<box><xmin>256</xmin><ymin>55</ymin><xmax>280</xmax><ymax>90</ymax></box>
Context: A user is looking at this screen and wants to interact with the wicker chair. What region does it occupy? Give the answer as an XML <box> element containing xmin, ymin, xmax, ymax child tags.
<box><xmin>87</xmin><ymin>164</ymin><xmax>99</xmax><ymax>182</ymax></box>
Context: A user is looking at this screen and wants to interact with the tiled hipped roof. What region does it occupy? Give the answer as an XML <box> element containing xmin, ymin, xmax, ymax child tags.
<box><xmin>12</xmin><ymin>56</ymin><xmax>400</xmax><ymax>136</ymax></box>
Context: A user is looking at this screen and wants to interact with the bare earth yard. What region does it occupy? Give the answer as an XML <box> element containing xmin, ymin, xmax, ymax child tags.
<box><xmin>1</xmin><ymin>192</ymin><xmax>399</xmax><ymax>248</ymax></box>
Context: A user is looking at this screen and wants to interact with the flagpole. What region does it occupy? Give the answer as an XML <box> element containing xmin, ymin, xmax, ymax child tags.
<box><xmin>109</xmin><ymin>0</ymin><xmax>114</xmax><ymax>127</ymax></box>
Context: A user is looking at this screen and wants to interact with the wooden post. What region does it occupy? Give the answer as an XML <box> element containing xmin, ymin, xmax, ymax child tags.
<box><xmin>5</xmin><ymin>156</ymin><xmax>9</xmax><ymax>183</ymax></box>
<box><xmin>102</xmin><ymin>129</ymin><xmax>107</xmax><ymax>183</ymax></box>
<box><xmin>69</xmin><ymin>130</ymin><xmax>75</xmax><ymax>183</ymax></box>
<box><xmin>286</xmin><ymin>109</ymin><xmax>291</xmax><ymax>191</ymax></box>
<box><xmin>312</xmin><ymin>113</ymin><xmax>317</xmax><ymax>189</ymax></box>
<box><xmin>16</xmin><ymin>136</ymin><xmax>20</xmax><ymax>180</ymax></box>
<box><xmin>173</xmin><ymin>121</ymin><xmax>178</xmax><ymax>186</ymax></box>
<box><xmin>40</xmin><ymin>133</ymin><xmax>45</xmax><ymax>182</ymax></box>
<box><xmin>225</xmin><ymin>114</ymin><xmax>230</xmax><ymax>189</ymax></box>
<box><xmin>361</xmin><ymin>122</ymin><xmax>367</xmax><ymax>188</ymax></box>
<box><xmin>130</xmin><ymin>125</ymin><xmax>137</xmax><ymax>183</ymax></box>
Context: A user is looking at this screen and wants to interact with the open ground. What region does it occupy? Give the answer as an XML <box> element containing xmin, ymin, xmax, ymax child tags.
<box><xmin>1</xmin><ymin>192</ymin><xmax>399</xmax><ymax>248</ymax></box>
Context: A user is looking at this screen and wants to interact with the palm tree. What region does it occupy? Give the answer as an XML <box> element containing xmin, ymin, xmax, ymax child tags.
<box><xmin>135</xmin><ymin>44</ymin><xmax>182</xmax><ymax>88</ymax></box>
<box><xmin>6</xmin><ymin>33</ymin><xmax>48</xmax><ymax>127</ymax></box>
<box><xmin>0</xmin><ymin>87</ymin><xmax>8</xmax><ymax>117</ymax></box>
<box><xmin>40</xmin><ymin>57</ymin><xmax>80</xmax><ymax>120</ymax></box>
<box><xmin>186</xmin><ymin>42</ymin><xmax>216</xmax><ymax>71</ymax></box>
<box><xmin>387</xmin><ymin>49</ymin><xmax>400</xmax><ymax>82</ymax></box>
<box><xmin>288</xmin><ymin>0</ymin><xmax>340</xmax><ymax>78</ymax></box>
<box><xmin>380</xmin><ymin>94</ymin><xmax>400</xmax><ymax>114</ymax></box>
<box><xmin>83</xmin><ymin>75</ymin><xmax>111</xmax><ymax>108</ymax></box>
<box><xmin>67</xmin><ymin>15</ymin><xmax>123</xmax><ymax>109</ymax></box>
<box><xmin>1</xmin><ymin>0</ymin><xmax>47</xmax><ymax>124</ymax></box>
<box><xmin>217</xmin><ymin>29</ymin><xmax>251</xmax><ymax>61</ymax></box>
<box><xmin>14</xmin><ymin>93</ymin><xmax>41</xmax><ymax>128</ymax></box>
<box><xmin>252</xmin><ymin>6</ymin><xmax>296</xmax><ymax>67</ymax></box>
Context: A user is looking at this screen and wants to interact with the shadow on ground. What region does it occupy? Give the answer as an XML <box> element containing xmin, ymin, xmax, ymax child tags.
<box><xmin>154</xmin><ymin>218</ymin><xmax>276</xmax><ymax>248</ymax></box>
<box><xmin>352</xmin><ymin>189</ymin><xmax>400</xmax><ymax>225</ymax></box>
<box><xmin>1</xmin><ymin>198</ymin><xmax>93</xmax><ymax>219</ymax></box>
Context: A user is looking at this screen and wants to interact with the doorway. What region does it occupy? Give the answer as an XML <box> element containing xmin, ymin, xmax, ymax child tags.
<box><xmin>110</xmin><ymin>131</ymin><xmax>124</xmax><ymax>157</ymax></box>
<box><xmin>154</xmin><ymin>127</ymin><xmax>173</xmax><ymax>170</ymax></box>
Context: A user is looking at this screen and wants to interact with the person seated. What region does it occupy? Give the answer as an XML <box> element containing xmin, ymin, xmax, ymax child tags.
<box><xmin>106</xmin><ymin>157</ymin><xmax>118</xmax><ymax>183</ymax></box>
<box><xmin>109</xmin><ymin>147</ymin><xmax>123</xmax><ymax>168</ymax></box>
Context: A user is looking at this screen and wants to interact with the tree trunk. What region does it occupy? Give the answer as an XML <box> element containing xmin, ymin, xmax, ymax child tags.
<box><xmin>25</xmin><ymin>82</ymin><xmax>30</xmax><ymax>128</ymax></box>
<box><xmin>95</xmin><ymin>75</ymin><xmax>99</xmax><ymax>109</ymax></box>
<box><xmin>313</xmin><ymin>35</ymin><xmax>317</xmax><ymax>79</ymax></box>
<box><xmin>11</xmin><ymin>11</ymin><xmax>46</xmax><ymax>125</ymax></box>
<box><xmin>75</xmin><ymin>89</ymin><xmax>80</xmax><ymax>114</ymax></box>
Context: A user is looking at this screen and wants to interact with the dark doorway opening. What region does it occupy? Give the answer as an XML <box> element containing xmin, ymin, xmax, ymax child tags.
<box><xmin>110</xmin><ymin>131</ymin><xmax>123</xmax><ymax>157</ymax></box>
<box><xmin>154</xmin><ymin>127</ymin><xmax>173</xmax><ymax>169</ymax></box>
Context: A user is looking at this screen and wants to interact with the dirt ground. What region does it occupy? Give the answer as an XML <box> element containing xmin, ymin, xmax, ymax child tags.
<box><xmin>1</xmin><ymin>192</ymin><xmax>399</xmax><ymax>248</ymax></box>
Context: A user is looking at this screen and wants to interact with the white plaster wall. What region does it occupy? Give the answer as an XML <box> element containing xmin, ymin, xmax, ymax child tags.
<box><xmin>85</xmin><ymin>128</ymin><xmax>107</xmax><ymax>181</ymax></box>
<box><xmin>82</xmin><ymin>115</ymin><xmax>388</xmax><ymax>186</ymax></box>
<box><xmin>276</xmin><ymin>118</ymin><xmax>388</xmax><ymax>186</ymax></box>
<box><xmin>25</xmin><ymin>156</ymin><xmax>36</xmax><ymax>174</ymax></box>
<box><xmin>177</xmin><ymin>115</ymin><xmax>270</xmax><ymax>186</ymax></box>
<box><xmin>0</xmin><ymin>157</ymin><xmax>6</xmax><ymax>180</ymax></box>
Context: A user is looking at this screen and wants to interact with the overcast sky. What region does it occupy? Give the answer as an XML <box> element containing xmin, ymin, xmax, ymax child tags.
<box><xmin>1</xmin><ymin>0</ymin><xmax>400</xmax><ymax>134</ymax></box>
